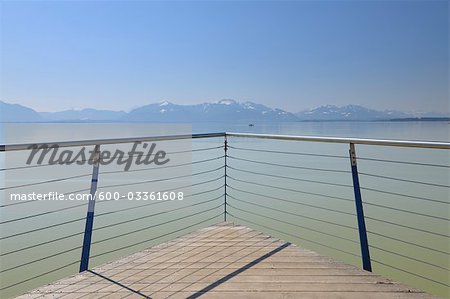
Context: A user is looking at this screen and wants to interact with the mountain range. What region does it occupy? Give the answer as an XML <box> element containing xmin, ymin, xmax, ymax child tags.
<box><xmin>0</xmin><ymin>100</ymin><xmax>447</xmax><ymax>122</ymax></box>
<box><xmin>295</xmin><ymin>104</ymin><xmax>413</xmax><ymax>121</ymax></box>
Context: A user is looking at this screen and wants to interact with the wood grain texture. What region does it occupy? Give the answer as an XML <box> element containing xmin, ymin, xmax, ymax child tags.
<box><xmin>15</xmin><ymin>223</ymin><xmax>437</xmax><ymax>299</ymax></box>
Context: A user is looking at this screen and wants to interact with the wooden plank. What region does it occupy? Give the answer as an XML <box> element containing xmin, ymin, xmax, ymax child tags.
<box><xmin>15</xmin><ymin>222</ymin><xmax>438</xmax><ymax>299</ymax></box>
<box><xmin>133</xmin><ymin>291</ymin><xmax>436</xmax><ymax>299</ymax></box>
<box><xmin>137</xmin><ymin>282</ymin><xmax>425</xmax><ymax>293</ymax></box>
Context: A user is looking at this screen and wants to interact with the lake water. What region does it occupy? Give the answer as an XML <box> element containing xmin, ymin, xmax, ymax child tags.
<box><xmin>1</xmin><ymin>121</ymin><xmax>449</xmax><ymax>298</ymax></box>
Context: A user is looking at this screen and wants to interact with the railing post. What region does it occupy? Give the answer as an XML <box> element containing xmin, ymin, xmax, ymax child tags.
<box><xmin>224</xmin><ymin>136</ymin><xmax>228</xmax><ymax>222</ymax></box>
<box><xmin>79</xmin><ymin>144</ymin><xmax>100</xmax><ymax>272</ymax></box>
<box><xmin>349</xmin><ymin>143</ymin><xmax>372</xmax><ymax>272</ymax></box>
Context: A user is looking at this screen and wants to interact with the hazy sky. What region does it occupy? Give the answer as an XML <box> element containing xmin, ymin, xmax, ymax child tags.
<box><xmin>1</xmin><ymin>1</ymin><xmax>448</xmax><ymax>113</ymax></box>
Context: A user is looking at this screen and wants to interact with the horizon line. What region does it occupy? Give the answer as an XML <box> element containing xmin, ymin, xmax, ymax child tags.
<box><xmin>1</xmin><ymin>99</ymin><xmax>447</xmax><ymax>115</ymax></box>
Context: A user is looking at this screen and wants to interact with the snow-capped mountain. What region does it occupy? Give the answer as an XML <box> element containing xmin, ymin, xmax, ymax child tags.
<box><xmin>122</xmin><ymin>99</ymin><xmax>298</xmax><ymax>122</ymax></box>
<box><xmin>296</xmin><ymin>105</ymin><xmax>412</xmax><ymax>121</ymax></box>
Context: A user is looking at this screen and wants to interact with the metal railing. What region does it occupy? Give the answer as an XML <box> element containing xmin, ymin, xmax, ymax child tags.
<box><xmin>1</xmin><ymin>132</ymin><xmax>449</xmax><ymax>298</ymax></box>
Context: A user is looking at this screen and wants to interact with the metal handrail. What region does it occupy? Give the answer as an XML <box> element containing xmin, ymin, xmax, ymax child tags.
<box><xmin>2</xmin><ymin>132</ymin><xmax>449</xmax><ymax>151</ymax></box>
<box><xmin>0</xmin><ymin>132</ymin><xmax>226</xmax><ymax>151</ymax></box>
<box><xmin>226</xmin><ymin>132</ymin><xmax>450</xmax><ymax>149</ymax></box>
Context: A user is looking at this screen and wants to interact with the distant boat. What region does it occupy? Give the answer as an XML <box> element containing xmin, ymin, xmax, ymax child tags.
<box><xmin>248</xmin><ymin>123</ymin><xmax>254</xmax><ymax>127</ymax></box>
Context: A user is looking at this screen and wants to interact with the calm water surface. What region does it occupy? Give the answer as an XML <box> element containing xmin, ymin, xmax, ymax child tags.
<box><xmin>1</xmin><ymin>121</ymin><xmax>449</xmax><ymax>298</ymax></box>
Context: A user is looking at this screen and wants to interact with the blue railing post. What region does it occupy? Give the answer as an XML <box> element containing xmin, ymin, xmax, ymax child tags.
<box><xmin>79</xmin><ymin>144</ymin><xmax>100</xmax><ymax>272</ymax></box>
<box><xmin>224</xmin><ymin>136</ymin><xmax>228</xmax><ymax>222</ymax></box>
<box><xmin>349</xmin><ymin>143</ymin><xmax>372</xmax><ymax>272</ymax></box>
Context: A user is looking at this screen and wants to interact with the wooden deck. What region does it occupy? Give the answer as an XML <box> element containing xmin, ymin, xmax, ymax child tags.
<box><xmin>16</xmin><ymin>223</ymin><xmax>435</xmax><ymax>299</ymax></box>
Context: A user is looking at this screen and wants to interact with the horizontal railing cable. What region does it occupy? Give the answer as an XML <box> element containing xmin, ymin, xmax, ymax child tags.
<box><xmin>90</xmin><ymin>212</ymin><xmax>222</xmax><ymax>260</ymax></box>
<box><xmin>99</xmin><ymin>166</ymin><xmax>224</xmax><ymax>190</ymax></box>
<box><xmin>364</xmin><ymin>216</ymin><xmax>449</xmax><ymax>238</ymax></box>
<box><xmin>1</xmin><ymin>178</ymin><xmax>222</xmax><ymax>234</ymax></box>
<box><xmin>96</xmin><ymin>174</ymin><xmax>224</xmax><ymax>198</ymax></box>
<box><xmin>0</xmin><ymin>191</ymin><xmax>223</xmax><ymax>256</ymax></box>
<box><xmin>127</xmin><ymin>145</ymin><xmax>224</xmax><ymax>158</ymax></box>
<box><xmin>361</xmin><ymin>186</ymin><xmax>449</xmax><ymax>205</ymax></box>
<box><xmin>100</xmin><ymin>155</ymin><xmax>224</xmax><ymax>176</ymax></box>
<box><xmin>1</xmin><ymin>159</ymin><xmax>224</xmax><ymax>208</ymax></box>
<box><xmin>0</xmin><ymin>185</ymin><xmax>223</xmax><ymax>226</ymax></box>
<box><xmin>1</xmin><ymin>200</ymin><xmax>223</xmax><ymax>274</ymax></box>
<box><xmin>227</xmin><ymin>176</ymin><xmax>354</xmax><ymax>203</ymax></box>
<box><xmin>92</xmin><ymin>201</ymin><xmax>223</xmax><ymax>244</ymax></box>
<box><xmin>0</xmin><ymin>156</ymin><xmax>100</xmax><ymax>172</ymax></box>
<box><xmin>93</xmin><ymin>176</ymin><xmax>224</xmax><ymax>199</ymax></box>
<box><xmin>226</xmin><ymin>201</ymin><xmax>358</xmax><ymax>245</ymax></box>
<box><xmin>371</xmin><ymin>259</ymin><xmax>449</xmax><ymax>287</ymax></box>
<box><xmin>228</xmin><ymin>156</ymin><xmax>349</xmax><ymax>174</ymax></box>
<box><xmin>226</xmin><ymin>193</ymin><xmax>357</xmax><ymax>231</ymax></box>
<box><xmin>184</xmin><ymin>184</ymin><xmax>224</xmax><ymax>197</ymax></box>
<box><xmin>359</xmin><ymin>172</ymin><xmax>450</xmax><ymax>188</ymax></box>
<box><xmin>362</xmin><ymin>201</ymin><xmax>449</xmax><ymax>222</ymax></box>
<box><xmin>0</xmin><ymin>260</ymin><xmax>79</xmax><ymax>291</ymax></box>
<box><xmin>228</xmin><ymin>166</ymin><xmax>353</xmax><ymax>189</ymax></box>
<box><xmin>94</xmin><ymin>195</ymin><xmax>223</xmax><ymax>228</ymax></box>
<box><xmin>0</xmin><ymin>181</ymin><xmax>224</xmax><ymax>256</ymax></box>
<box><xmin>227</xmin><ymin>185</ymin><xmax>356</xmax><ymax>216</ymax></box>
<box><xmin>0</xmin><ymin>244</ymin><xmax>82</xmax><ymax>274</ymax></box>
<box><xmin>94</xmin><ymin>184</ymin><xmax>224</xmax><ymax>219</ymax></box>
<box><xmin>358</xmin><ymin>156</ymin><xmax>450</xmax><ymax>168</ymax></box>
<box><xmin>0</xmin><ymin>216</ymin><xmax>86</xmax><ymax>240</ymax></box>
<box><xmin>0</xmin><ymin>172</ymin><xmax>92</xmax><ymax>191</ymax></box>
<box><xmin>228</xmin><ymin>145</ymin><xmax>348</xmax><ymax>159</ymax></box>
<box><xmin>0</xmin><ymin>202</ymin><xmax>87</xmax><ymax>224</ymax></box>
<box><xmin>366</xmin><ymin>230</ymin><xmax>449</xmax><ymax>256</ymax></box>
<box><xmin>368</xmin><ymin>244</ymin><xmax>449</xmax><ymax>271</ymax></box>
<box><xmin>0</xmin><ymin>161</ymin><xmax>85</xmax><ymax>172</ymax></box>
<box><xmin>64</xmin><ymin>145</ymin><xmax>224</xmax><ymax>170</ymax></box>
<box><xmin>0</xmin><ymin>230</ymin><xmax>84</xmax><ymax>257</ymax></box>
<box><xmin>227</xmin><ymin>212</ymin><xmax>360</xmax><ymax>258</ymax></box>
